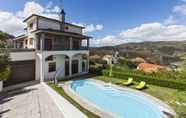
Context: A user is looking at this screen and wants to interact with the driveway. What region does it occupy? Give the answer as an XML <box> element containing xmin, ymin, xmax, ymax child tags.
<box><xmin>0</xmin><ymin>84</ymin><xmax>64</xmax><ymax>118</ymax></box>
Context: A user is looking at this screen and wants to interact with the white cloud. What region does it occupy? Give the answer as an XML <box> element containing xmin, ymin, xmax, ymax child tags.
<box><xmin>0</xmin><ymin>1</ymin><xmax>62</xmax><ymax>36</ymax></box>
<box><xmin>0</xmin><ymin>11</ymin><xmax>25</xmax><ymax>36</ymax></box>
<box><xmin>0</xmin><ymin>1</ymin><xmax>102</xmax><ymax>36</ymax></box>
<box><xmin>16</xmin><ymin>1</ymin><xmax>44</xmax><ymax>18</ymax></box>
<box><xmin>173</xmin><ymin>4</ymin><xmax>186</xmax><ymax>15</ymax></box>
<box><xmin>46</xmin><ymin>1</ymin><xmax>53</xmax><ymax>9</ymax></box>
<box><xmin>83</xmin><ymin>24</ymin><xmax>103</xmax><ymax>33</ymax></box>
<box><xmin>72</xmin><ymin>23</ymin><xmax>104</xmax><ymax>33</ymax></box>
<box><xmin>164</xmin><ymin>15</ymin><xmax>177</xmax><ymax>25</ymax></box>
<box><xmin>92</xmin><ymin>22</ymin><xmax>186</xmax><ymax>47</ymax></box>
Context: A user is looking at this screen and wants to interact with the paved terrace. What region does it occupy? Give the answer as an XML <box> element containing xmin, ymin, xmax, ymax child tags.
<box><xmin>0</xmin><ymin>84</ymin><xmax>64</xmax><ymax>118</ymax></box>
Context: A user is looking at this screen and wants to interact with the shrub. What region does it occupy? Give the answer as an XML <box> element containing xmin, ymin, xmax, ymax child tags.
<box><xmin>89</xmin><ymin>65</ymin><xmax>104</xmax><ymax>75</ymax></box>
<box><xmin>0</xmin><ymin>66</ymin><xmax>10</xmax><ymax>81</ymax></box>
<box><xmin>117</xmin><ymin>58</ymin><xmax>136</xmax><ymax>69</ymax></box>
<box><xmin>0</xmin><ymin>39</ymin><xmax>10</xmax><ymax>81</ymax></box>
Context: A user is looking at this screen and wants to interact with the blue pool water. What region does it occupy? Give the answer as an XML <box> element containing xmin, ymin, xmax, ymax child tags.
<box><xmin>71</xmin><ymin>80</ymin><xmax>163</xmax><ymax>118</ymax></box>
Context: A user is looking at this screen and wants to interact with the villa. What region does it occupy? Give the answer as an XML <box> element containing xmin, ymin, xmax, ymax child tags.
<box><xmin>137</xmin><ymin>63</ymin><xmax>166</xmax><ymax>74</ymax></box>
<box><xmin>4</xmin><ymin>10</ymin><xmax>91</xmax><ymax>87</ymax></box>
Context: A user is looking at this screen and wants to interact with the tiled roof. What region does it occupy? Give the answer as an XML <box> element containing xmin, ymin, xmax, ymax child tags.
<box><xmin>137</xmin><ymin>63</ymin><xmax>166</xmax><ymax>73</ymax></box>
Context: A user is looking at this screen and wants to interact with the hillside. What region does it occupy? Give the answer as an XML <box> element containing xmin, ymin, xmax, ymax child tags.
<box><xmin>0</xmin><ymin>31</ymin><xmax>14</xmax><ymax>42</ymax></box>
<box><xmin>90</xmin><ymin>41</ymin><xmax>186</xmax><ymax>65</ymax></box>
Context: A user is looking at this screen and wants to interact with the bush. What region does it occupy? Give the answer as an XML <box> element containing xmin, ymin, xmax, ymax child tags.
<box><xmin>0</xmin><ymin>39</ymin><xmax>10</xmax><ymax>81</ymax></box>
<box><xmin>103</xmin><ymin>69</ymin><xmax>186</xmax><ymax>90</ymax></box>
<box><xmin>89</xmin><ymin>65</ymin><xmax>104</xmax><ymax>75</ymax></box>
<box><xmin>117</xmin><ymin>58</ymin><xmax>136</xmax><ymax>69</ymax></box>
<box><xmin>0</xmin><ymin>66</ymin><xmax>10</xmax><ymax>81</ymax></box>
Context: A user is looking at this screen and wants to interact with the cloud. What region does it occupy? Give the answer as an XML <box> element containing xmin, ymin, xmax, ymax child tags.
<box><xmin>46</xmin><ymin>1</ymin><xmax>53</xmax><ymax>9</ymax></box>
<box><xmin>0</xmin><ymin>1</ymin><xmax>62</xmax><ymax>36</ymax></box>
<box><xmin>84</xmin><ymin>24</ymin><xmax>103</xmax><ymax>33</ymax></box>
<box><xmin>92</xmin><ymin>22</ymin><xmax>186</xmax><ymax>47</ymax></box>
<box><xmin>0</xmin><ymin>1</ymin><xmax>102</xmax><ymax>36</ymax></box>
<box><xmin>173</xmin><ymin>4</ymin><xmax>186</xmax><ymax>15</ymax></box>
<box><xmin>164</xmin><ymin>15</ymin><xmax>177</xmax><ymax>25</ymax></box>
<box><xmin>0</xmin><ymin>11</ymin><xmax>25</xmax><ymax>36</ymax></box>
<box><xmin>16</xmin><ymin>1</ymin><xmax>45</xmax><ymax>18</ymax></box>
<box><xmin>72</xmin><ymin>23</ymin><xmax>104</xmax><ymax>33</ymax></box>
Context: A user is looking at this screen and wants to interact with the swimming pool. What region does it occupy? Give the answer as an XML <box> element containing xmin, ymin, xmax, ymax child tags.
<box><xmin>71</xmin><ymin>80</ymin><xmax>165</xmax><ymax>118</ymax></box>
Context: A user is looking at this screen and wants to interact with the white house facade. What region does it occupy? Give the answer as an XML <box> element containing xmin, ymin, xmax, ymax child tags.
<box><xmin>5</xmin><ymin>10</ymin><xmax>90</xmax><ymax>86</ymax></box>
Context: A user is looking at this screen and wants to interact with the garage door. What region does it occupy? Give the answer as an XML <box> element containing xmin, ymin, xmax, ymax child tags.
<box><xmin>4</xmin><ymin>60</ymin><xmax>35</xmax><ymax>87</ymax></box>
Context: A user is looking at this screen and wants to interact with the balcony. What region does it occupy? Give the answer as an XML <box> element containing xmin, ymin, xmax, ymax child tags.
<box><xmin>37</xmin><ymin>35</ymin><xmax>89</xmax><ymax>51</ymax></box>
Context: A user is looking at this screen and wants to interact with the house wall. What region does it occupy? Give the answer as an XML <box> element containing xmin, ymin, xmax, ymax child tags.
<box><xmin>27</xmin><ymin>18</ymin><xmax>37</xmax><ymax>33</ymax></box>
<box><xmin>64</xmin><ymin>24</ymin><xmax>82</xmax><ymax>34</ymax></box>
<box><xmin>38</xmin><ymin>18</ymin><xmax>61</xmax><ymax>30</ymax></box>
<box><xmin>44</xmin><ymin>55</ymin><xmax>66</xmax><ymax>80</ymax></box>
<box><xmin>37</xmin><ymin>17</ymin><xmax>82</xmax><ymax>34</ymax></box>
<box><xmin>43</xmin><ymin>53</ymin><xmax>88</xmax><ymax>80</ymax></box>
<box><xmin>10</xmin><ymin>52</ymin><xmax>35</xmax><ymax>61</ymax></box>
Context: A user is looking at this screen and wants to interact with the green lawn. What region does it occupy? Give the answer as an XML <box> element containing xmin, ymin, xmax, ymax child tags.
<box><xmin>47</xmin><ymin>83</ymin><xmax>100</xmax><ymax>118</ymax></box>
<box><xmin>94</xmin><ymin>76</ymin><xmax>186</xmax><ymax>118</ymax></box>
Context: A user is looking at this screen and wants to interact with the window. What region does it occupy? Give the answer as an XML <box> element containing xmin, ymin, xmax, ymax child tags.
<box><xmin>29</xmin><ymin>23</ymin><xmax>33</xmax><ymax>30</ymax></box>
<box><xmin>48</xmin><ymin>62</ymin><xmax>56</xmax><ymax>72</ymax></box>
<box><xmin>72</xmin><ymin>60</ymin><xmax>79</xmax><ymax>74</ymax></box>
<box><xmin>46</xmin><ymin>56</ymin><xmax>54</xmax><ymax>61</ymax></box>
<box><xmin>25</xmin><ymin>40</ymin><xmax>28</xmax><ymax>45</ymax></box>
<box><xmin>30</xmin><ymin>39</ymin><xmax>33</xmax><ymax>45</ymax></box>
<box><xmin>65</xmin><ymin>26</ymin><xmax>69</xmax><ymax>30</ymax></box>
<box><xmin>82</xmin><ymin>61</ymin><xmax>86</xmax><ymax>72</ymax></box>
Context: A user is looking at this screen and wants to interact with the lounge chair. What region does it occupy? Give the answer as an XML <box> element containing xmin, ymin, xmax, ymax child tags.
<box><xmin>122</xmin><ymin>78</ymin><xmax>133</xmax><ymax>86</ymax></box>
<box><xmin>135</xmin><ymin>81</ymin><xmax>147</xmax><ymax>90</ymax></box>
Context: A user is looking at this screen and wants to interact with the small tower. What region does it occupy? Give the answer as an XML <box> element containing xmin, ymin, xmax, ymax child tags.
<box><xmin>60</xmin><ymin>9</ymin><xmax>66</xmax><ymax>31</ymax></box>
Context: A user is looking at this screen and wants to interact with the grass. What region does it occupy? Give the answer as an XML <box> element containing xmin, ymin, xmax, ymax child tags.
<box><xmin>95</xmin><ymin>76</ymin><xmax>186</xmax><ymax>118</ymax></box>
<box><xmin>47</xmin><ymin>83</ymin><xmax>100</xmax><ymax>118</ymax></box>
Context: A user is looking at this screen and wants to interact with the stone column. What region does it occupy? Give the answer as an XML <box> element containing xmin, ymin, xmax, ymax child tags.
<box><xmin>87</xmin><ymin>38</ymin><xmax>90</xmax><ymax>49</ymax></box>
<box><xmin>69</xmin><ymin>37</ymin><xmax>73</xmax><ymax>50</ymax></box>
<box><xmin>40</xmin><ymin>33</ymin><xmax>45</xmax><ymax>82</ymax></box>
<box><xmin>40</xmin><ymin>33</ymin><xmax>45</xmax><ymax>51</ymax></box>
<box><xmin>40</xmin><ymin>56</ymin><xmax>45</xmax><ymax>82</ymax></box>
<box><xmin>69</xmin><ymin>57</ymin><xmax>72</xmax><ymax>76</ymax></box>
<box><xmin>87</xmin><ymin>58</ymin><xmax>89</xmax><ymax>72</ymax></box>
<box><xmin>79</xmin><ymin>58</ymin><xmax>82</xmax><ymax>73</ymax></box>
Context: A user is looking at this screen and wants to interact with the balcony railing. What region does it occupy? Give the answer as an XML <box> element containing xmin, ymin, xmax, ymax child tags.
<box><xmin>9</xmin><ymin>48</ymin><xmax>35</xmax><ymax>52</ymax></box>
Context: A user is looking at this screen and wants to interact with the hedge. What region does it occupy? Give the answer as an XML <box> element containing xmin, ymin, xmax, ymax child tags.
<box><xmin>103</xmin><ymin>70</ymin><xmax>186</xmax><ymax>91</ymax></box>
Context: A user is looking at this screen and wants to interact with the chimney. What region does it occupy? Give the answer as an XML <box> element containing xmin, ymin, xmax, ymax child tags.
<box><xmin>60</xmin><ymin>9</ymin><xmax>66</xmax><ymax>31</ymax></box>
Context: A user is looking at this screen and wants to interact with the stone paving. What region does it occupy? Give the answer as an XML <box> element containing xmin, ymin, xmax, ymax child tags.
<box><xmin>0</xmin><ymin>84</ymin><xmax>64</xmax><ymax>118</ymax></box>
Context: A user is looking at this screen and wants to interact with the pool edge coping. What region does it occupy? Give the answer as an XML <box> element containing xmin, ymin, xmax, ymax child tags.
<box><xmin>63</xmin><ymin>81</ymin><xmax>118</xmax><ymax>118</ymax></box>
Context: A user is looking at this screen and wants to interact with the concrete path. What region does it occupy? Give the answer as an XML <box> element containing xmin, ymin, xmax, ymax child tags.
<box><xmin>43</xmin><ymin>83</ymin><xmax>87</xmax><ymax>118</ymax></box>
<box><xmin>0</xmin><ymin>84</ymin><xmax>64</xmax><ymax>118</ymax></box>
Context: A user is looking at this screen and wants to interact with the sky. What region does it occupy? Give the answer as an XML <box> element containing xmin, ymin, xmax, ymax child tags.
<box><xmin>1</xmin><ymin>0</ymin><xmax>186</xmax><ymax>47</ymax></box>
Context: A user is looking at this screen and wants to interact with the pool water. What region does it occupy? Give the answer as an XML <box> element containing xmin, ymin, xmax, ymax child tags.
<box><xmin>71</xmin><ymin>80</ymin><xmax>163</xmax><ymax>118</ymax></box>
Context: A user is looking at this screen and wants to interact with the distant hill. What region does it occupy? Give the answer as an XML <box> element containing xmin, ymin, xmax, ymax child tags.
<box><xmin>0</xmin><ymin>31</ymin><xmax>14</xmax><ymax>42</ymax></box>
<box><xmin>90</xmin><ymin>41</ymin><xmax>186</xmax><ymax>65</ymax></box>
